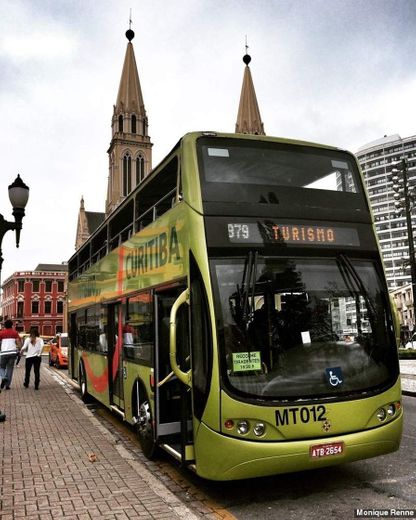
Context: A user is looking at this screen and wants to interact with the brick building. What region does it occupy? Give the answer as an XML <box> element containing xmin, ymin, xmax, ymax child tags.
<box><xmin>1</xmin><ymin>263</ymin><xmax>68</xmax><ymax>335</ymax></box>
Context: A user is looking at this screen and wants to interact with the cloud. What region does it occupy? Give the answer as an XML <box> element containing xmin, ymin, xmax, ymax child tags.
<box><xmin>1</xmin><ymin>0</ymin><xmax>416</xmax><ymax>282</ymax></box>
<box><xmin>1</xmin><ymin>30</ymin><xmax>78</xmax><ymax>61</ymax></box>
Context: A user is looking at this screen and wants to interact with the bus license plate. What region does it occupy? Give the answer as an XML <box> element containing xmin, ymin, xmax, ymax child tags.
<box><xmin>310</xmin><ymin>441</ymin><xmax>344</xmax><ymax>458</ymax></box>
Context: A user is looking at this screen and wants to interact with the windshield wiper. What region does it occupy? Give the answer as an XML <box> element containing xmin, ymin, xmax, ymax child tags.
<box><xmin>336</xmin><ymin>254</ymin><xmax>376</xmax><ymax>328</ymax></box>
<box><xmin>240</xmin><ymin>251</ymin><xmax>252</xmax><ymax>324</ymax></box>
<box><xmin>236</xmin><ymin>250</ymin><xmax>259</xmax><ymax>329</ymax></box>
<box><xmin>248</xmin><ymin>251</ymin><xmax>258</xmax><ymax>328</ymax></box>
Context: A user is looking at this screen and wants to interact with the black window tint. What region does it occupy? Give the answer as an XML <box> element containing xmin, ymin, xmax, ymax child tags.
<box><xmin>123</xmin><ymin>292</ymin><xmax>154</xmax><ymax>365</ymax></box>
<box><xmin>191</xmin><ymin>261</ymin><xmax>212</xmax><ymax>419</ymax></box>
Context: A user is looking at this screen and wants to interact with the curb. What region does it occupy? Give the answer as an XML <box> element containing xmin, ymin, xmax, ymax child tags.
<box><xmin>46</xmin><ymin>366</ymin><xmax>199</xmax><ymax>520</ymax></box>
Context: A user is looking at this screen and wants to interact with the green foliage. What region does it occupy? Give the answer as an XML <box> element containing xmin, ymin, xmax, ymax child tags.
<box><xmin>398</xmin><ymin>348</ymin><xmax>416</xmax><ymax>359</ymax></box>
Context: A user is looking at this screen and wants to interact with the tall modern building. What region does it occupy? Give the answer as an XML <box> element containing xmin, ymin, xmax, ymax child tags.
<box><xmin>356</xmin><ymin>134</ymin><xmax>416</xmax><ymax>330</ymax></box>
<box><xmin>356</xmin><ymin>134</ymin><xmax>416</xmax><ymax>292</ymax></box>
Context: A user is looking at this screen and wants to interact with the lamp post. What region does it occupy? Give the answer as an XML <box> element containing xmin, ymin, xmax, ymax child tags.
<box><xmin>391</xmin><ymin>157</ymin><xmax>416</xmax><ymax>307</ymax></box>
<box><xmin>0</xmin><ymin>175</ymin><xmax>30</xmax><ymax>320</ymax></box>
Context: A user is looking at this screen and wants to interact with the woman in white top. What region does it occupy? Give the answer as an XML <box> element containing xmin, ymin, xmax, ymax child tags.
<box><xmin>21</xmin><ymin>328</ymin><xmax>44</xmax><ymax>390</ymax></box>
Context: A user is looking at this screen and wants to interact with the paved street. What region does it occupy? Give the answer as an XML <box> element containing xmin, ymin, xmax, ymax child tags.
<box><xmin>1</xmin><ymin>359</ymin><xmax>415</xmax><ymax>519</ymax></box>
<box><xmin>400</xmin><ymin>359</ymin><xmax>416</xmax><ymax>393</ymax></box>
<box><xmin>0</xmin><ymin>363</ymin><xmax>197</xmax><ymax>520</ymax></box>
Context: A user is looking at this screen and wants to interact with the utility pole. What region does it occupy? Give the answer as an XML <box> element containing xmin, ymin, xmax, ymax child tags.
<box><xmin>392</xmin><ymin>157</ymin><xmax>416</xmax><ymax>305</ymax></box>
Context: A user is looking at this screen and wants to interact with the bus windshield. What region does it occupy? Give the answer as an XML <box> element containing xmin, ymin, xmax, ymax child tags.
<box><xmin>212</xmin><ymin>256</ymin><xmax>398</xmax><ymax>400</ymax></box>
<box><xmin>198</xmin><ymin>137</ymin><xmax>360</xmax><ymax>196</ymax></box>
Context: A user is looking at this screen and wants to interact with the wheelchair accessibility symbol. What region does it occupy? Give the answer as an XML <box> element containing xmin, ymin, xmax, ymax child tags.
<box><xmin>325</xmin><ymin>367</ymin><xmax>343</xmax><ymax>387</ymax></box>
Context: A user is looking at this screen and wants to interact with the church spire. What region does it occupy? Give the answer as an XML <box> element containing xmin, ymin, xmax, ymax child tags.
<box><xmin>75</xmin><ymin>196</ymin><xmax>89</xmax><ymax>250</ymax></box>
<box><xmin>114</xmin><ymin>28</ymin><xmax>146</xmax><ymax>119</ymax></box>
<box><xmin>235</xmin><ymin>41</ymin><xmax>265</xmax><ymax>136</ymax></box>
<box><xmin>106</xmin><ymin>22</ymin><xmax>153</xmax><ymax>216</ymax></box>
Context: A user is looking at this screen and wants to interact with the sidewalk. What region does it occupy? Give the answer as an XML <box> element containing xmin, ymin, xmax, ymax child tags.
<box><xmin>400</xmin><ymin>359</ymin><xmax>416</xmax><ymax>395</ymax></box>
<box><xmin>0</xmin><ymin>363</ymin><xmax>198</xmax><ymax>520</ymax></box>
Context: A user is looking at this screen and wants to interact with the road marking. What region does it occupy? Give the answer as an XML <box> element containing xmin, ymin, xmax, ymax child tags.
<box><xmin>371</xmin><ymin>476</ymin><xmax>416</xmax><ymax>484</ymax></box>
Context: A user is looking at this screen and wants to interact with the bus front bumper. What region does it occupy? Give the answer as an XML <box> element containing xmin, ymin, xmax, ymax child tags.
<box><xmin>194</xmin><ymin>415</ymin><xmax>403</xmax><ymax>481</ymax></box>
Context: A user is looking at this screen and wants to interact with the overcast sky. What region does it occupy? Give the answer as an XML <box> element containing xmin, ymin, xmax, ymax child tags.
<box><xmin>1</xmin><ymin>0</ymin><xmax>416</xmax><ymax>282</ymax></box>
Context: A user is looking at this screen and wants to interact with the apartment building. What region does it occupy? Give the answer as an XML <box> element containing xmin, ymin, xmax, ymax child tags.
<box><xmin>356</xmin><ymin>134</ymin><xmax>416</xmax><ymax>328</ymax></box>
<box><xmin>1</xmin><ymin>263</ymin><xmax>68</xmax><ymax>335</ymax></box>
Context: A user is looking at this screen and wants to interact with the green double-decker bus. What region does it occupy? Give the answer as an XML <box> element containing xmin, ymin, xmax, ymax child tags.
<box><xmin>68</xmin><ymin>131</ymin><xmax>402</xmax><ymax>480</ymax></box>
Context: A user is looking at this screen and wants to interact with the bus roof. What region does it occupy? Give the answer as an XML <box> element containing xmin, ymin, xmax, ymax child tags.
<box><xmin>69</xmin><ymin>131</ymin><xmax>352</xmax><ymax>271</ymax></box>
<box><xmin>182</xmin><ymin>131</ymin><xmax>347</xmax><ymax>153</ymax></box>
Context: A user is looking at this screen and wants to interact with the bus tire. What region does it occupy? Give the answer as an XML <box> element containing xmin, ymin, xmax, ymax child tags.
<box><xmin>79</xmin><ymin>361</ymin><xmax>91</xmax><ymax>403</ymax></box>
<box><xmin>136</xmin><ymin>390</ymin><xmax>157</xmax><ymax>459</ymax></box>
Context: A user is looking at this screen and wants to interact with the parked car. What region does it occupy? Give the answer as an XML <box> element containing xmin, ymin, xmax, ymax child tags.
<box><xmin>41</xmin><ymin>335</ymin><xmax>54</xmax><ymax>353</ymax></box>
<box><xmin>404</xmin><ymin>334</ymin><xmax>416</xmax><ymax>349</ymax></box>
<box><xmin>49</xmin><ymin>333</ymin><xmax>69</xmax><ymax>368</ymax></box>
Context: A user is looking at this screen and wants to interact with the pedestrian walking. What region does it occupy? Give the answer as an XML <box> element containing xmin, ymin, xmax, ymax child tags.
<box><xmin>21</xmin><ymin>329</ymin><xmax>44</xmax><ymax>390</ymax></box>
<box><xmin>15</xmin><ymin>350</ymin><xmax>22</xmax><ymax>366</ymax></box>
<box><xmin>0</xmin><ymin>319</ymin><xmax>22</xmax><ymax>391</ymax></box>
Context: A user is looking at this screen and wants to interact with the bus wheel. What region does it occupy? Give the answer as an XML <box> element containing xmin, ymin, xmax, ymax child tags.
<box><xmin>79</xmin><ymin>361</ymin><xmax>90</xmax><ymax>403</ymax></box>
<box><xmin>56</xmin><ymin>359</ymin><xmax>61</xmax><ymax>369</ymax></box>
<box><xmin>137</xmin><ymin>396</ymin><xmax>157</xmax><ymax>459</ymax></box>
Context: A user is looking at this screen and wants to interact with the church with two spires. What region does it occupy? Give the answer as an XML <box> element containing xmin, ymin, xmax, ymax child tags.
<box><xmin>75</xmin><ymin>28</ymin><xmax>265</xmax><ymax>250</ymax></box>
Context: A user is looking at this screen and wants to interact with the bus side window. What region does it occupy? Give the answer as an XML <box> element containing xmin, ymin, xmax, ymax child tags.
<box><xmin>135</xmin><ymin>156</ymin><xmax>178</xmax><ymax>230</ymax></box>
<box><xmin>123</xmin><ymin>293</ymin><xmax>154</xmax><ymax>364</ymax></box>
<box><xmin>77</xmin><ymin>310</ymin><xmax>87</xmax><ymax>350</ymax></box>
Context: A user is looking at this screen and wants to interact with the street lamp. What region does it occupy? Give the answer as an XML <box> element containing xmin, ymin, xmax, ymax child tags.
<box><xmin>0</xmin><ymin>174</ymin><xmax>30</xmax><ymax>290</ymax></box>
<box><xmin>391</xmin><ymin>157</ymin><xmax>416</xmax><ymax>303</ymax></box>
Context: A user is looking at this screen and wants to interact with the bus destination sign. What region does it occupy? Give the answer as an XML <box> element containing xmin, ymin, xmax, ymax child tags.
<box><xmin>227</xmin><ymin>222</ymin><xmax>360</xmax><ymax>247</ymax></box>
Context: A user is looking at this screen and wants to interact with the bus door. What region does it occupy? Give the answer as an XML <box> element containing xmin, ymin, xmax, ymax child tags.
<box><xmin>69</xmin><ymin>312</ymin><xmax>77</xmax><ymax>379</ymax></box>
<box><xmin>107</xmin><ymin>302</ymin><xmax>124</xmax><ymax>409</ymax></box>
<box><xmin>154</xmin><ymin>287</ymin><xmax>193</xmax><ymax>461</ymax></box>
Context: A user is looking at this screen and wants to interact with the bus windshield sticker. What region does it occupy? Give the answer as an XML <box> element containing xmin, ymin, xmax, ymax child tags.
<box><xmin>325</xmin><ymin>367</ymin><xmax>344</xmax><ymax>387</ymax></box>
<box><xmin>207</xmin><ymin>147</ymin><xmax>230</xmax><ymax>157</ymax></box>
<box><xmin>331</xmin><ymin>160</ymin><xmax>349</xmax><ymax>169</ymax></box>
<box><xmin>227</xmin><ymin>222</ymin><xmax>360</xmax><ymax>247</ymax></box>
<box><xmin>232</xmin><ymin>351</ymin><xmax>261</xmax><ymax>372</ymax></box>
<box><xmin>301</xmin><ymin>331</ymin><xmax>311</xmax><ymax>344</ymax></box>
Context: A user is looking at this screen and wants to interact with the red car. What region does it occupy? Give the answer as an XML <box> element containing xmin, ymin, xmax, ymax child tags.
<box><xmin>48</xmin><ymin>333</ymin><xmax>69</xmax><ymax>368</ymax></box>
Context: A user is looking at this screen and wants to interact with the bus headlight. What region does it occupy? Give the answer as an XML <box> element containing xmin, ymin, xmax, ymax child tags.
<box><xmin>253</xmin><ymin>422</ymin><xmax>265</xmax><ymax>437</ymax></box>
<box><xmin>237</xmin><ymin>420</ymin><xmax>249</xmax><ymax>435</ymax></box>
<box><xmin>376</xmin><ymin>408</ymin><xmax>386</xmax><ymax>421</ymax></box>
<box><xmin>387</xmin><ymin>404</ymin><xmax>396</xmax><ymax>417</ymax></box>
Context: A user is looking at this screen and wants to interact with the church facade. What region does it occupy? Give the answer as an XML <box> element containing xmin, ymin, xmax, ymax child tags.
<box><xmin>105</xmin><ymin>27</ymin><xmax>153</xmax><ymax>216</ymax></box>
<box><xmin>75</xmin><ymin>27</ymin><xmax>153</xmax><ymax>250</ymax></box>
<box><xmin>75</xmin><ymin>32</ymin><xmax>264</xmax><ymax>250</ymax></box>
